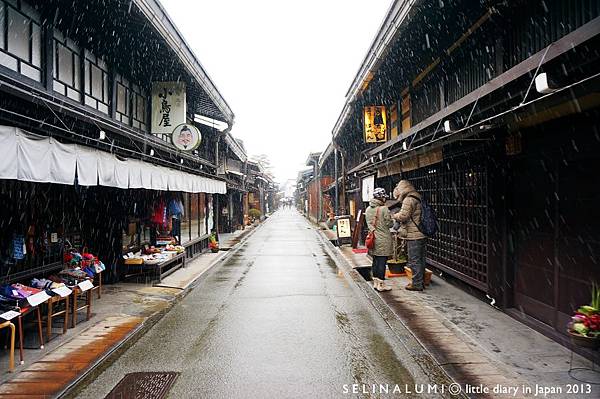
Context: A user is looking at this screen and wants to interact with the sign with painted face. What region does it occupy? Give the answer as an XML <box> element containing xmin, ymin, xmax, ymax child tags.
<box><xmin>172</xmin><ymin>124</ymin><xmax>201</xmax><ymax>151</ymax></box>
<box><xmin>364</xmin><ymin>106</ymin><xmax>387</xmax><ymax>143</ymax></box>
<box><xmin>151</xmin><ymin>82</ymin><xmax>186</xmax><ymax>135</ymax></box>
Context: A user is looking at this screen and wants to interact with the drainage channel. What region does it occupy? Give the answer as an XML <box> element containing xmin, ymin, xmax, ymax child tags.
<box><xmin>105</xmin><ymin>372</ymin><xmax>179</xmax><ymax>399</ymax></box>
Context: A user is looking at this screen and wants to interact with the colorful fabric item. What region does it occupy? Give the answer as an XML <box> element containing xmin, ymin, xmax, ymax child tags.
<box><xmin>152</xmin><ymin>200</ymin><xmax>168</xmax><ymax>226</ymax></box>
<box><xmin>83</xmin><ymin>267</ymin><xmax>95</xmax><ymax>278</ymax></box>
<box><xmin>31</xmin><ymin>278</ymin><xmax>53</xmax><ymax>290</ymax></box>
<box><xmin>12</xmin><ymin>235</ymin><xmax>25</xmax><ymax>260</ymax></box>
<box><xmin>12</xmin><ymin>284</ymin><xmax>41</xmax><ymax>298</ymax></box>
<box><xmin>168</xmin><ymin>198</ymin><xmax>185</xmax><ymax>217</ymax></box>
<box><xmin>1</xmin><ymin>285</ymin><xmax>22</xmax><ymax>299</ymax></box>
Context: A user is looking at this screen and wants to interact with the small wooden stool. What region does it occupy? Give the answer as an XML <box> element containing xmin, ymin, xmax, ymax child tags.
<box><xmin>70</xmin><ymin>287</ymin><xmax>92</xmax><ymax>328</ymax></box>
<box><xmin>0</xmin><ymin>321</ymin><xmax>15</xmax><ymax>372</ymax></box>
<box><xmin>46</xmin><ymin>295</ymin><xmax>69</xmax><ymax>341</ymax></box>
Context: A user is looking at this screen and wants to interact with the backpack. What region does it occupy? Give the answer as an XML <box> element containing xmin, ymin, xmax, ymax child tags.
<box><xmin>407</xmin><ymin>195</ymin><xmax>438</xmax><ymax>237</ymax></box>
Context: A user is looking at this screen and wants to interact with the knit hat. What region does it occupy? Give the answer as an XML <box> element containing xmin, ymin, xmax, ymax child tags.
<box><xmin>373</xmin><ymin>187</ymin><xmax>388</xmax><ymax>200</ymax></box>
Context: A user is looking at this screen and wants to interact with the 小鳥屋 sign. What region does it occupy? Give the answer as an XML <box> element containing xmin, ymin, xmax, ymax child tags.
<box><xmin>151</xmin><ymin>82</ymin><xmax>186</xmax><ymax>135</ymax></box>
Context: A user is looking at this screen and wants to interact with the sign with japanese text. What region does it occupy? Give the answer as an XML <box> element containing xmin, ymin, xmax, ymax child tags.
<box><xmin>0</xmin><ymin>310</ymin><xmax>20</xmax><ymax>321</ymax></box>
<box><xmin>361</xmin><ymin>175</ymin><xmax>375</xmax><ymax>202</ymax></box>
<box><xmin>26</xmin><ymin>291</ymin><xmax>50</xmax><ymax>307</ymax></box>
<box><xmin>52</xmin><ymin>286</ymin><xmax>73</xmax><ymax>298</ymax></box>
<box><xmin>78</xmin><ymin>280</ymin><xmax>94</xmax><ymax>292</ymax></box>
<box><xmin>151</xmin><ymin>82</ymin><xmax>186</xmax><ymax>135</ymax></box>
<box><xmin>363</xmin><ymin>106</ymin><xmax>387</xmax><ymax>143</ymax></box>
<box><xmin>172</xmin><ymin>124</ymin><xmax>202</xmax><ymax>151</ymax></box>
<box><xmin>336</xmin><ymin>217</ymin><xmax>352</xmax><ymax>239</ymax></box>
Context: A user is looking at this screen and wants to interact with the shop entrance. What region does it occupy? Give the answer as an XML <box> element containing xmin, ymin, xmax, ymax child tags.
<box><xmin>508</xmin><ymin>116</ymin><xmax>600</xmax><ymax>335</ymax></box>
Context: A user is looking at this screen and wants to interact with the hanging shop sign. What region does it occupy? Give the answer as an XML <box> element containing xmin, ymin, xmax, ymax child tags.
<box><xmin>364</xmin><ymin>106</ymin><xmax>387</xmax><ymax>143</ymax></box>
<box><xmin>171</xmin><ymin>124</ymin><xmax>202</xmax><ymax>151</ymax></box>
<box><xmin>151</xmin><ymin>82</ymin><xmax>187</xmax><ymax>135</ymax></box>
<box><xmin>361</xmin><ymin>175</ymin><xmax>375</xmax><ymax>202</ymax></box>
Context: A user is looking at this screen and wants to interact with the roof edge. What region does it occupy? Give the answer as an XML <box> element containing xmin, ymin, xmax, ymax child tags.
<box><xmin>333</xmin><ymin>0</ymin><xmax>420</xmax><ymax>139</ymax></box>
<box><xmin>135</xmin><ymin>0</ymin><xmax>235</xmax><ymax>124</ymax></box>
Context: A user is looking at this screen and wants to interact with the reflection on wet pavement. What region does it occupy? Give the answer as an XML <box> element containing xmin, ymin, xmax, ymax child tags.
<box><xmin>77</xmin><ymin>210</ymin><xmax>438</xmax><ymax>398</ymax></box>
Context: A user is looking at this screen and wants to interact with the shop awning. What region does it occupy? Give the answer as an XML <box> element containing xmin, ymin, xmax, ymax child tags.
<box><xmin>0</xmin><ymin>126</ymin><xmax>226</xmax><ymax>194</ymax></box>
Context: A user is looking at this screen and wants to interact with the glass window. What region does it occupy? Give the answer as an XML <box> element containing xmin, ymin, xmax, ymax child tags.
<box><xmin>84</xmin><ymin>49</ymin><xmax>109</xmax><ymax>114</ymax></box>
<box><xmin>207</xmin><ymin>194</ymin><xmax>214</xmax><ymax>234</ymax></box>
<box><xmin>199</xmin><ymin>193</ymin><xmax>207</xmax><ymax>236</ymax></box>
<box><xmin>116</xmin><ymin>74</ymin><xmax>131</xmax><ymax>124</ymax></box>
<box><xmin>180</xmin><ymin>194</ymin><xmax>191</xmax><ymax>244</ymax></box>
<box><xmin>190</xmin><ymin>194</ymin><xmax>199</xmax><ymax>240</ymax></box>
<box><xmin>57</xmin><ymin>44</ymin><xmax>73</xmax><ymax>83</ymax></box>
<box><xmin>132</xmin><ymin>83</ymin><xmax>148</xmax><ymax>131</ymax></box>
<box><xmin>53</xmin><ymin>30</ymin><xmax>82</xmax><ymax>101</ymax></box>
<box><xmin>7</xmin><ymin>8</ymin><xmax>28</xmax><ymax>60</ymax></box>
<box><xmin>0</xmin><ymin>0</ymin><xmax>42</xmax><ymax>81</ymax></box>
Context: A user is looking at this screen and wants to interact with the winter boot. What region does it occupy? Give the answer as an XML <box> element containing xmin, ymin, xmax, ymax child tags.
<box><xmin>379</xmin><ymin>279</ymin><xmax>392</xmax><ymax>291</ymax></box>
<box><xmin>373</xmin><ymin>278</ymin><xmax>382</xmax><ymax>291</ymax></box>
<box><xmin>405</xmin><ymin>283</ymin><xmax>423</xmax><ymax>291</ymax></box>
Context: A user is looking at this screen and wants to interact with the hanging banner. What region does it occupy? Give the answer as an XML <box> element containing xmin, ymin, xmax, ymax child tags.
<box><xmin>172</xmin><ymin>124</ymin><xmax>201</xmax><ymax>151</ymax></box>
<box><xmin>151</xmin><ymin>82</ymin><xmax>186</xmax><ymax>135</ymax></box>
<box><xmin>364</xmin><ymin>106</ymin><xmax>387</xmax><ymax>143</ymax></box>
<box><xmin>361</xmin><ymin>175</ymin><xmax>375</xmax><ymax>202</ymax></box>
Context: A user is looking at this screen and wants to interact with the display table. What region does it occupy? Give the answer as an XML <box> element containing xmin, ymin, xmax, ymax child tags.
<box><xmin>70</xmin><ymin>286</ymin><xmax>92</xmax><ymax>328</ymax></box>
<box><xmin>153</xmin><ymin>253</ymin><xmax>186</xmax><ymax>283</ymax></box>
<box><xmin>46</xmin><ymin>294</ymin><xmax>69</xmax><ymax>341</ymax></box>
<box><xmin>0</xmin><ymin>321</ymin><xmax>15</xmax><ymax>372</ymax></box>
<box><xmin>125</xmin><ymin>253</ymin><xmax>186</xmax><ymax>284</ymax></box>
<box><xmin>17</xmin><ymin>306</ymin><xmax>44</xmax><ymax>364</ymax></box>
<box><xmin>93</xmin><ymin>271</ymin><xmax>103</xmax><ymax>299</ymax></box>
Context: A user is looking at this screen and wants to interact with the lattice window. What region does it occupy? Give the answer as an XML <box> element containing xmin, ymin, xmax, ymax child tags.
<box><xmin>53</xmin><ymin>29</ymin><xmax>82</xmax><ymax>101</ymax></box>
<box><xmin>84</xmin><ymin>49</ymin><xmax>109</xmax><ymax>114</ymax></box>
<box><xmin>132</xmin><ymin>83</ymin><xmax>148</xmax><ymax>131</ymax></box>
<box><xmin>405</xmin><ymin>162</ymin><xmax>488</xmax><ymax>289</ymax></box>
<box><xmin>0</xmin><ymin>0</ymin><xmax>42</xmax><ymax>82</ymax></box>
<box><xmin>115</xmin><ymin>73</ymin><xmax>131</xmax><ymax>124</ymax></box>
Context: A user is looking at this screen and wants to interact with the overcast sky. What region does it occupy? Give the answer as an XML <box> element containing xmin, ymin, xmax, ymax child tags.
<box><xmin>161</xmin><ymin>0</ymin><xmax>391</xmax><ymax>183</ymax></box>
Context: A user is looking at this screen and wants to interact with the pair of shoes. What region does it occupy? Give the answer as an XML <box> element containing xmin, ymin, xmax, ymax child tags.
<box><xmin>373</xmin><ymin>278</ymin><xmax>381</xmax><ymax>290</ymax></box>
<box><xmin>373</xmin><ymin>278</ymin><xmax>392</xmax><ymax>292</ymax></box>
<box><xmin>379</xmin><ymin>280</ymin><xmax>392</xmax><ymax>292</ymax></box>
<box><xmin>405</xmin><ymin>283</ymin><xmax>423</xmax><ymax>291</ymax></box>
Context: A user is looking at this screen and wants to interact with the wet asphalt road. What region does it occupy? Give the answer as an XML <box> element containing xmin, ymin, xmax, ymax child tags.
<box><xmin>77</xmin><ymin>210</ymin><xmax>436</xmax><ymax>398</ymax></box>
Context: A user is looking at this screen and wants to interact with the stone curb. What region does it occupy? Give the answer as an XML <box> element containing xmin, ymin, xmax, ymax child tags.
<box><xmin>314</xmin><ymin>228</ymin><xmax>468</xmax><ymax>399</ymax></box>
<box><xmin>59</xmin><ymin>222</ymin><xmax>266</xmax><ymax>398</ymax></box>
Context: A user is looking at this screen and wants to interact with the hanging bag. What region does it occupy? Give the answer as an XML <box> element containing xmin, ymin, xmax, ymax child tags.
<box><xmin>407</xmin><ymin>195</ymin><xmax>438</xmax><ymax>236</ymax></box>
<box><xmin>365</xmin><ymin>207</ymin><xmax>380</xmax><ymax>250</ymax></box>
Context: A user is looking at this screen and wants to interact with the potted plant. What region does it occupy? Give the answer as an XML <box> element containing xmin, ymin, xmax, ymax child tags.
<box><xmin>248</xmin><ymin>208</ymin><xmax>262</xmax><ymax>224</ymax></box>
<box><xmin>208</xmin><ymin>233</ymin><xmax>219</xmax><ymax>253</ymax></box>
<box><xmin>567</xmin><ymin>283</ymin><xmax>600</xmax><ymax>349</ymax></box>
<box><xmin>387</xmin><ymin>233</ymin><xmax>408</xmax><ymax>275</ymax></box>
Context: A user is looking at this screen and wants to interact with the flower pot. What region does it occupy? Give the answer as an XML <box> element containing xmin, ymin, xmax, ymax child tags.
<box><xmin>387</xmin><ymin>260</ymin><xmax>407</xmax><ymax>275</ymax></box>
<box><xmin>211</xmin><ymin>248</ymin><xmax>219</xmax><ymax>253</ymax></box>
<box><xmin>568</xmin><ymin>331</ymin><xmax>600</xmax><ymax>349</ymax></box>
<box><xmin>404</xmin><ymin>266</ymin><xmax>432</xmax><ymax>286</ymax></box>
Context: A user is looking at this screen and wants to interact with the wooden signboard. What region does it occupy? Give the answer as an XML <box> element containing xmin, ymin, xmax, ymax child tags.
<box><xmin>335</xmin><ymin>215</ymin><xmax>352</xmax><ymax>246</ymax></box>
